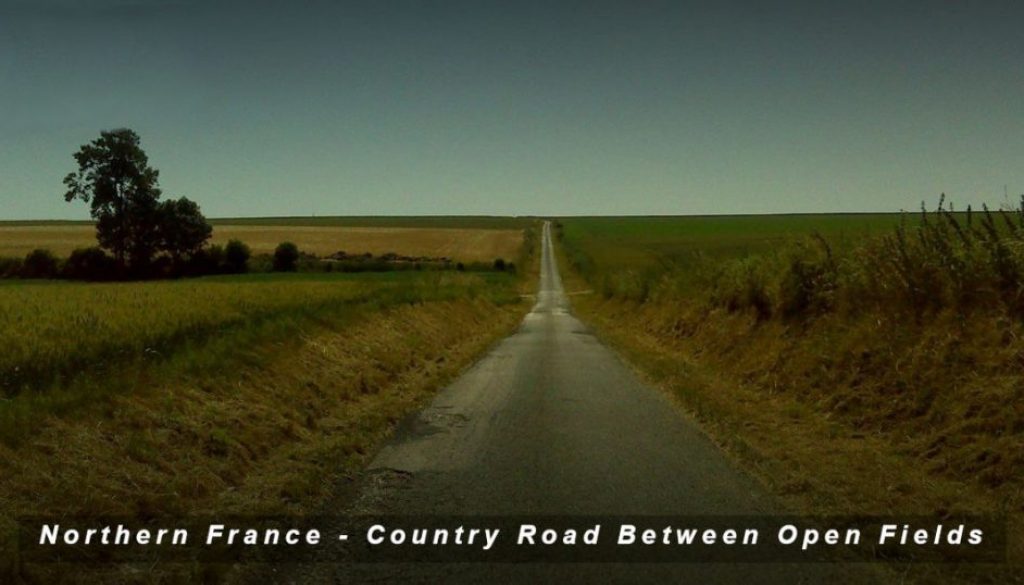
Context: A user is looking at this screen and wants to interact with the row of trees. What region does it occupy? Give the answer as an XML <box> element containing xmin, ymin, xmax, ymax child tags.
<box><xmin>1</xmin><ymin>240</ymin><xmax>307</xmax><ymax>280</ymax></box>
<box><xmin>3</xmin><ymin>243</ymin><xmax>522</xmax><ymax>280</ymax></box>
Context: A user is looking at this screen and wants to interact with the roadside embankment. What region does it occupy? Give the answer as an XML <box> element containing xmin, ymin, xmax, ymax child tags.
<box><xmin>557</xmin><ymin>208</ymin><xmax>1024</xmax><ymax>583</ymax></box>
<box><xmin>0</xmin><ymin>289</ymin><xmax>527</xmax><ymax>582</ymax></box>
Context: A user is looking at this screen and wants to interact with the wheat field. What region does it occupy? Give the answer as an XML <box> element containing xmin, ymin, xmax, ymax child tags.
<box><xmin>0</xmin><ymin>224</ymin><xmax>524</xmax><ymax>262</ymax></box>
<box><xmin>0</xmin><ymin>271</ymin><xmax>515</xmax><ymax>395</ymax></box>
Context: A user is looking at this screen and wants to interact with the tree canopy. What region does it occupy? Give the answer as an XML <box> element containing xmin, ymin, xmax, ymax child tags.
<box><xmin>273</xmin><ymin>242</ymin><xmax>299</xmax><ymax>272</ymax></box>
<box><xmin>157</xmin><ymin>197</ymin><xmax>212</xmax><ymax>262</ymax></box>
<box><xmin>64</xmin><ymin>129</ymin><xmax>211</xmax><ymax>273</ymax></box>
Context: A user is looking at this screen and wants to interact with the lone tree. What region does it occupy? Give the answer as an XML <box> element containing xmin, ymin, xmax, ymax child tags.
<box><xmin>21</xmin><ymin>249</ymin><xmax>59</xmax><ymax>279</ymax></box>
<box><xmin>64</xmin><ymin>129</ymin><xmax>211</xmax><ymax>273</ymax></box>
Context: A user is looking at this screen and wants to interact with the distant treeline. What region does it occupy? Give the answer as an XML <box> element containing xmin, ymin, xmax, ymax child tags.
<box><xmin>0</xmin><ymin>241</ymin><xmax>516</xmax><ymax>282</ymax></box>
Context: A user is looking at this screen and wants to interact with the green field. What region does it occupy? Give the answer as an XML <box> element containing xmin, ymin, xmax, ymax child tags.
<box><xmin>559</xmin><ymin>206</ymin><xmax>1023</xmax><ymax>307</ymax></box>
<box><xmin>557</xmin><ymin>213</ymin><xmax>909</xmax><ymax>276</ymax></box>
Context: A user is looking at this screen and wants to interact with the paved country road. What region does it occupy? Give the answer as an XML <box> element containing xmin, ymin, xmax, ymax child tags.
<box><xmin>258</xmin><ymin>221</ymin><xmax>882</xmax><ymax>584</ymax></box>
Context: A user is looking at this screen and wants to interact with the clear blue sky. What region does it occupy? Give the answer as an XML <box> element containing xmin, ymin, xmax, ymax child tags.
<box><xmin>1</xmin><ymin>0</ymin><xmax>1022</xmax><ymax>219</ymax></box>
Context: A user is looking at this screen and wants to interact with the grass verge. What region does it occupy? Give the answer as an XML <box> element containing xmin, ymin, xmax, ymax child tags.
<box><xmin>559</xmin><ymin>239</ymin><xmax>1022</xmax><ymax>584</ymax></box>
<box><xmin>1</xmin><ymin>295</ymin><xmax>527</xmax><ymax>583</ymax></box>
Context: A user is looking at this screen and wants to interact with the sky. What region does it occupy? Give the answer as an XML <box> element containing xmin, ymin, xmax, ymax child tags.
<box><xmin>1</xmin><ymin>0</ymin><xmax>1022</xmax><ymax>219</ymax></box>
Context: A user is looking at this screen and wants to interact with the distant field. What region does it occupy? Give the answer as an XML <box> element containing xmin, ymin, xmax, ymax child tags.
<box><xmin>0</xmin><ymin>222</ymin><xmax>525</xmax><ymax>262</ymax></box>
<box><xmin>0</xmin><ymin>215</ymin><xmax>531</xmax><ymax>229</ymax></box>
<box><xmin>207</xmin><ymin>215</ymin><xmax>533</xmax><ymax>229</ymax></box>
<box><xmin>209</xmin><ymin>226</ymin><xmax>523</xmax><ymax>261</ymax></box>
<box><xmin>558</xmin><ymin>213</ymin><xmax>909</xmax><ymax>274</ymax></box>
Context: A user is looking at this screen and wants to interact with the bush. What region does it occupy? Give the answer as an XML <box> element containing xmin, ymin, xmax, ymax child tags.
<box><xmin>224</xmin><ymin>239</ymin><xmax>251</xmax><ymax>274</ymax></box>
<box><xmin>273</xmin><ymin>242</ymin><xmax>300</xmax><ymax>272</ymax></box>
<box><xmin>711</xmin><ymin>258</ymin><xmax>773</xmax><ymax>320</ymax></box>
<box><xmin>493</xmin><ymin>258</ymin><xmax>506</xmax><ymax>271</ymax></box>
<box><xmin>185</xmin><ymin>244</ymin><xmax>225</xmax><ymax>276</ymax></box>
<box><xmin>0</xmin><ymin>257</ymin><xmax>22</xmax><ymax>279</ymax></box>
<box><xmin>21</xmin><ymin>249</ymin><xmax>59</xmax><ymax>279</ymax></box>
<box><xmin>248</xmin><ymin>254</ymin><xmax>273</xmax><ymax>273</ymax></box>
<box><xmin>779</xmin><ymin>236</ymin><xmax>837</xmax><ymax>318</ymax></box>
<box><xmin>63</xmin><ymin>247</ymin><xmax>117</xmax><ymax>281</ymax></box>
<box><xmin>296</xmin><ymin>252</ymin><xmax>327</xmax><ymax>273</ymax></box>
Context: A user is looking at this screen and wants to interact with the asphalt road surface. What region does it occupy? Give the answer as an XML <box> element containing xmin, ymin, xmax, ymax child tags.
<box><xmin>263</xmin><ymin>221</ymin><xmax>882</xmax><ymax>584</ymax></box>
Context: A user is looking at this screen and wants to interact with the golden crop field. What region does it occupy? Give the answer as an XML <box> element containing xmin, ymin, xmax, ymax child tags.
<box><xmin>0</xmin><ymin>225</ymin><xmax>524</xmax><ymax>262</ymax></box>
<box><xmin>0</xmin><ymin>276</ymin><xmax>361</xmax><ymax>388</ymax></box>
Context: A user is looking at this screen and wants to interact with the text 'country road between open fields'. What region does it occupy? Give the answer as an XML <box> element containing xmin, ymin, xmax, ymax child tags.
<box><xmin>272</xmin><ymin>221</ymin><xmax>879</xmax><ymax>584</ymax></box>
